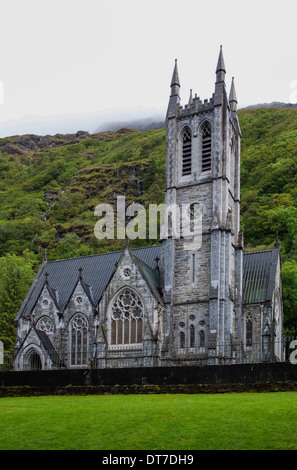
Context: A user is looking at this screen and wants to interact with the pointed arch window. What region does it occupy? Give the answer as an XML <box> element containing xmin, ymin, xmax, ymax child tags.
<box><xmin>111</xmin><ymin>288</ymin><xmax>144</xmax><ymax>345</ymax></box>
<box><xmin>199</xmin><ymin>330</ymin><xmax>205</xmax><ymax>348</ymax></box>
<box><xmin>70</xmin><ymin>313</ymin><xmax>88</xmax><ymax>366</ymax></box>
<box><xmin>180</xmin><ymin>331</ymin><xmax>185</xmax><ymax>349</ymax></box>
<box><xmin>182</xmin><ymin>127</ymin><xmax>192</xmax><ymax>176</ymax></box>
<box><xmin>245</xmin><ymin>312</ymin><xmax>254</xmax><ymax>346</ymax></box>
<box><xmin>190</xmin><ymin>325</ymin><xmax>195</xmax><ymax>348</ymax></box>
<box><xmin>201</xmin><ymin>122</ymin><xmax>212</xmax><ymax>172</ymax></box>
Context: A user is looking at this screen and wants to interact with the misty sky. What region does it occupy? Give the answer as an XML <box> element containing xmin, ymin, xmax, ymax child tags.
<box><xmin>0</xmin><ymin>0</ymin><xmax>296</xmax><ymax>137</ymax></box>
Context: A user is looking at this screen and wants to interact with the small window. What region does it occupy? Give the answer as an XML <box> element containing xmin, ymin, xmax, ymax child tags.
<box><xmin>182</xmin><ymin>127</ymin><xmax>192</xmax><ymax>176</ymax></box>
<box><xmin>180</xmin><ymin>331</ymin><xmax>185</xmax><ymax>349</ymax></box>
<box><xmin>246</xmin><ymin>314</ymin><xmax>253</xmax><ymax>346</ymax></box>
<box><xmin>201</xmin><ymin>122</ymin><xmax>212</xmax><ymax>172</ymax></box>
<box><xmin>199</xmin><ymin>330</ymin><xmax>205</xmax><ymax>348</ymax></box>
<box><xmin>123</xmin><ymin>268</ymin><xmax>131</xmax><ymax>278</ymax></box>
<box><xmin>190</xmin><ymin>203</ymin><xmax>195</xmax><ymax>232</ymax></box>
<box><xmin>192</xmin><ymin>253</ymin><xmax>195</xmax><ymax>283</ymax></box>
<box><xmin>190</xmin><ymin>325</ymin><xmax>195</xmax><ymax>348</ymax></box>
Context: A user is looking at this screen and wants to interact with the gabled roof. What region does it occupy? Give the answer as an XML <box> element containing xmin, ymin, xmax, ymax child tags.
<box><xmin>130</xmin><ymin>249</ymin><xmax>163</xmax><ymax>304</ymax></box>
<box><xmin>63</xmin><ymin>268</ymin><xmax>96</xmax><ymax>308</ymax></box>
<box><xmin>28</xmin><ymin>276</ymin><xmax>61</xmax><ymax>316</ymax></box>
<box><xmin>34</xmin><ymin>327</ymin><xmax>61</xmax><ymax>366</ymax></box>
<box><xmin>46</xmin><ymin>283</ymin><xmax>60</xmax><ymax>311</ymax></box>
<box><xmin>16</xmin><ymin>245</ymin><xmax>161</xmax><ymax>320</ymax></box>
<box><xmin>242</xmin><ymin>249</ymin><xmax>280</xmax><ymax>304</ymax></box>
<box><xmin>15</xmin><ymin>325</ymin><xmax>62</xmax><ymax>367</ymax></box>
<box><xmin>16</xmin><ymin>244</ymin><xmax>280</xmax><ymax>320</ymax></box>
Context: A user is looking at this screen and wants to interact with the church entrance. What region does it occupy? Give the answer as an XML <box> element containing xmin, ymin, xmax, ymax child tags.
<box><xmin>29</xmin><ymin>352</ymin><xmax>42</xmax><ymax>370</ymax></box>
<box><xmin>24</xmin><ymin>349</ymin><xmax>42</xmax><ymax>371</ymax></box>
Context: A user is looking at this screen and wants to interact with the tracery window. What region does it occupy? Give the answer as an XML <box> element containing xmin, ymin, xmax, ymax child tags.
<box><xmin>70</xmin><ymin>313</ymin><xmax>88</xmax><ymax>366</ymax></box>
<box><xmin>36</xmin><ymin>316</ymin><xmax>54</xmax><ymax>334</ymax></box>
<box><xmin>111</xmin><ymin>288</ymin><xmax>144</xmax><ymax>345</ymax></box>
<box><xmin>201</xmin><ymin>122</ymin><xmax>212</xmax><ymax>172</ymax></box>
<box><xmin>182</xmin><ymin>127</ymin><xmax>192</xmax><ymax>176</ymax></box>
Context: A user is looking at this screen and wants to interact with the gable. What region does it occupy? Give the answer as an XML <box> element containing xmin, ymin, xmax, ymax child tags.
<box><xmin>15</xmin><ymin>325</ymin><xmax>61</xmax><ymax>367</ymax></box>
<box><xmin>101</xmin><ymin>246</ymin><xmax>163</xmax><ymax>307</ymax></box>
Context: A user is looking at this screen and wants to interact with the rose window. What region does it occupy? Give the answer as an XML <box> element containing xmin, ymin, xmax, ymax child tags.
<box><xmin>123</xmin><ymin>268</ymin><xmax>131</xmax><ymax>278</ymax></box>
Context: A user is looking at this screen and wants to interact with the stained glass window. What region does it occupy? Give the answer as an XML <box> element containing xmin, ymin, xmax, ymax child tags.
<box><xmin>111</xmin><ymin>288</ymin><xmax>144</xmax><ymax>345</ymax></box>
<box><xmin>70</xmin><ymin>313</ymin><xmax>88</xmax><ymax>366</ymax></box>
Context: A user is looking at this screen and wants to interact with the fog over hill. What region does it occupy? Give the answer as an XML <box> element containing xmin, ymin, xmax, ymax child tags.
<box><xmin>1</xmin><ymin>103</ymin><xmax>297</xmax><ymax>140</ymax></box>
<box><xmin>243</xmin><ymin>102</ymin><xmax>297</xmax><ymax>110</ymax></box>
<box><xmin>0</xmin><ymin>109</ymin><xmax>165</xmax><ymax>139</ymax></box>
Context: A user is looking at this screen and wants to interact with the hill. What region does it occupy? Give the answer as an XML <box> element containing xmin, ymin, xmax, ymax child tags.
<box><xmin>238</xmin><ymin>107</ymin><xmax>297</xmax><ymax>256</ymax></box>
<box><xmin>0</xmin><ymin>126</ymin><xmax>166</xmax><ymax>261</ymax></box>
<box><xmin>243</xmin><ymin>102</ymin><xmax>297</xmax><ymax>110</ymax></box>
<box><xmin>0</xmin><ymin>106</ymin><xmax>297</xmax><ymax>343</ymax></box>
<box><xmin>1</xmin><ymin>107</ymin><xmax>297</xmax><ymax>260</ymax></box>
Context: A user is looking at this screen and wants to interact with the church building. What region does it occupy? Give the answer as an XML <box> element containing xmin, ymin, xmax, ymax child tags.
<box><xmin>14</xmin><ymin>48</ymin><xmax>284</xmax><ymax>370</ymax></box>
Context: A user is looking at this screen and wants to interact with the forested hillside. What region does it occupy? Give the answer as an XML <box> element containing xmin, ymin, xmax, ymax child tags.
<box><xmin>1</xmin><ymin>107</ymin><xmax>297</xmax><ymax>348</ymax></box>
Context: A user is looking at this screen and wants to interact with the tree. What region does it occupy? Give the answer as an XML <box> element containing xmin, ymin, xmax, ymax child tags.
<box><xmin>281</xmin><ymin>260</ymin><xmax>297</xmax><ymax>336</ymax></box>
<box><xmin>0</xmin><ymin>252</ymin><xmax>35</xmax><ymax>351</ymax></box>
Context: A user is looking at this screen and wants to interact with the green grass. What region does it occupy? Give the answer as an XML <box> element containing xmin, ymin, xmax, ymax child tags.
<box><xmin>0</xmin><ymin>392</ymin><xmax>297</xmax><ymax>450</ymax></box>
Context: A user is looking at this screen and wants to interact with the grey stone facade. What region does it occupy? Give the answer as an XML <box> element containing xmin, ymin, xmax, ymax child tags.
<box><xmin>14</xmin><ymin>47</ymin><xmax>284</xmax><ymax>370</ymax></box>
<box><xmin>161</xmin><ymin>47</ymin><xmax>244</xmax><ymax>361</ymax></box>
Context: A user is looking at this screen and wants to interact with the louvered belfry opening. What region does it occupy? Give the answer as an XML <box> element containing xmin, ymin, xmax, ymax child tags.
<box><xmin>201</xmin><ymin>122</ymin><xmax>212</xmax><ymax>171</ymax></box>
<box><xmin>182</xmin><ymin>127</ymin><xmax>192</xmax><ymax>176</ymax></box>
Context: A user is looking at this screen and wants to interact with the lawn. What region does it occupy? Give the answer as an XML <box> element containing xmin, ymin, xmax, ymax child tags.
<box><xmin>0</xmin><ymin>392</ymin><xmax>296</xmax><ymax>450</ymax></box>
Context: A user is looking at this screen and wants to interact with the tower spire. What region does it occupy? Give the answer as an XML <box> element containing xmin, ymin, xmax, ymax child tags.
<box><xmin>216</xmin><ymin>45</ymin><xmax>226</xmax><ymax>83</ymax></box>
<box><xmin>166</xmin><ymin>59</ymin><xmax>181</xmax><ymax>120</ymax></box>
<box><xmin>229</xmin><ymin>77</ymin><xmax>238</xmax><ymax>111</ymax></box>
<box><xmin>170</xmin><ymin>59</ymin><xmax>180</xmax><ymax>96</ymax></box>
<box><xmin>188</xmin><ymin>89</ymin><xmax>193</xmax><ymax>106</ymax></box>
<box><xmin>214</xmin><ymin>45</ymin><xmax>227</xmax><ymax>106</ymax></box>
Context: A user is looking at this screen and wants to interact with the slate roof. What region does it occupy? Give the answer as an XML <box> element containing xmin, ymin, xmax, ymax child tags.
<box><xmin>16</xmin><ymin>245</ymin><xmax>280</xmax><ymax>321</ymax></box>
<box><xmin>16</xmin><ymin>245</ymin><xmax>161</xmax><ymax>320</ymax></box>
<box><xmin>242</xmin><ymin>249</ymin><xmax>280</xmax><ymax>304</ymax></box>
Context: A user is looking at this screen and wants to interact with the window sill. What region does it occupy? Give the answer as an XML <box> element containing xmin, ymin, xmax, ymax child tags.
<box><xmin>109</xmin><ymin>344</ymin><xmax>142</xmax><ymax>350</ymax></box>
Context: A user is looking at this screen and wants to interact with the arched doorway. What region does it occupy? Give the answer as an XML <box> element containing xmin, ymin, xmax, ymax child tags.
<box><xmin>29</xmin><ymin>351</ymin><xmax>42</xmax><ymax>370</ymax></box>
<box><xmin>23</xmin><ymin>349</ymin><xmax>42</xmax><ymax>371</ymax></box>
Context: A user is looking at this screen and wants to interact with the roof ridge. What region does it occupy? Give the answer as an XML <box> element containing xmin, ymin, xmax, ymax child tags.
<box><xmin>243</xmin><ymin>248</ymin><xmax>277</xmax><ymax>255</ymax></box>
<box><xmin>46</xmin><ymin>245</ymin><xmax>160</xmax><ymax>264</ymax></box>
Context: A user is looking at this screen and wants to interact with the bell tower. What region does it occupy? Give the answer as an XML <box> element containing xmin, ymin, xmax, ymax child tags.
<box><xmin>161</xmin><ymin>47</ymin><xmax>243</xmax><ymax>360</ymax></box>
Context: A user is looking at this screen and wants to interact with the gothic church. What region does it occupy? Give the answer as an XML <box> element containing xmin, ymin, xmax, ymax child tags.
<box><xmin>14</xmin><ymin>47</ymin><xmax>284</xmax><ymax>370</ymax></box>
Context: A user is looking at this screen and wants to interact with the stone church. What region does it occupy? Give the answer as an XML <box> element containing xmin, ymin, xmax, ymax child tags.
<box><xmin>14</xmin><ymin>47</ymin><xmax>284</xmax><ymax>370</ymax></box>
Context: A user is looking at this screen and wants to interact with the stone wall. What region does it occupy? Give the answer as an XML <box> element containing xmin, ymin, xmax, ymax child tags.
<box><xmin>1</xmin><ymin>363</ymin><xmax>297</xmax><ymax>396</ymax></box>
